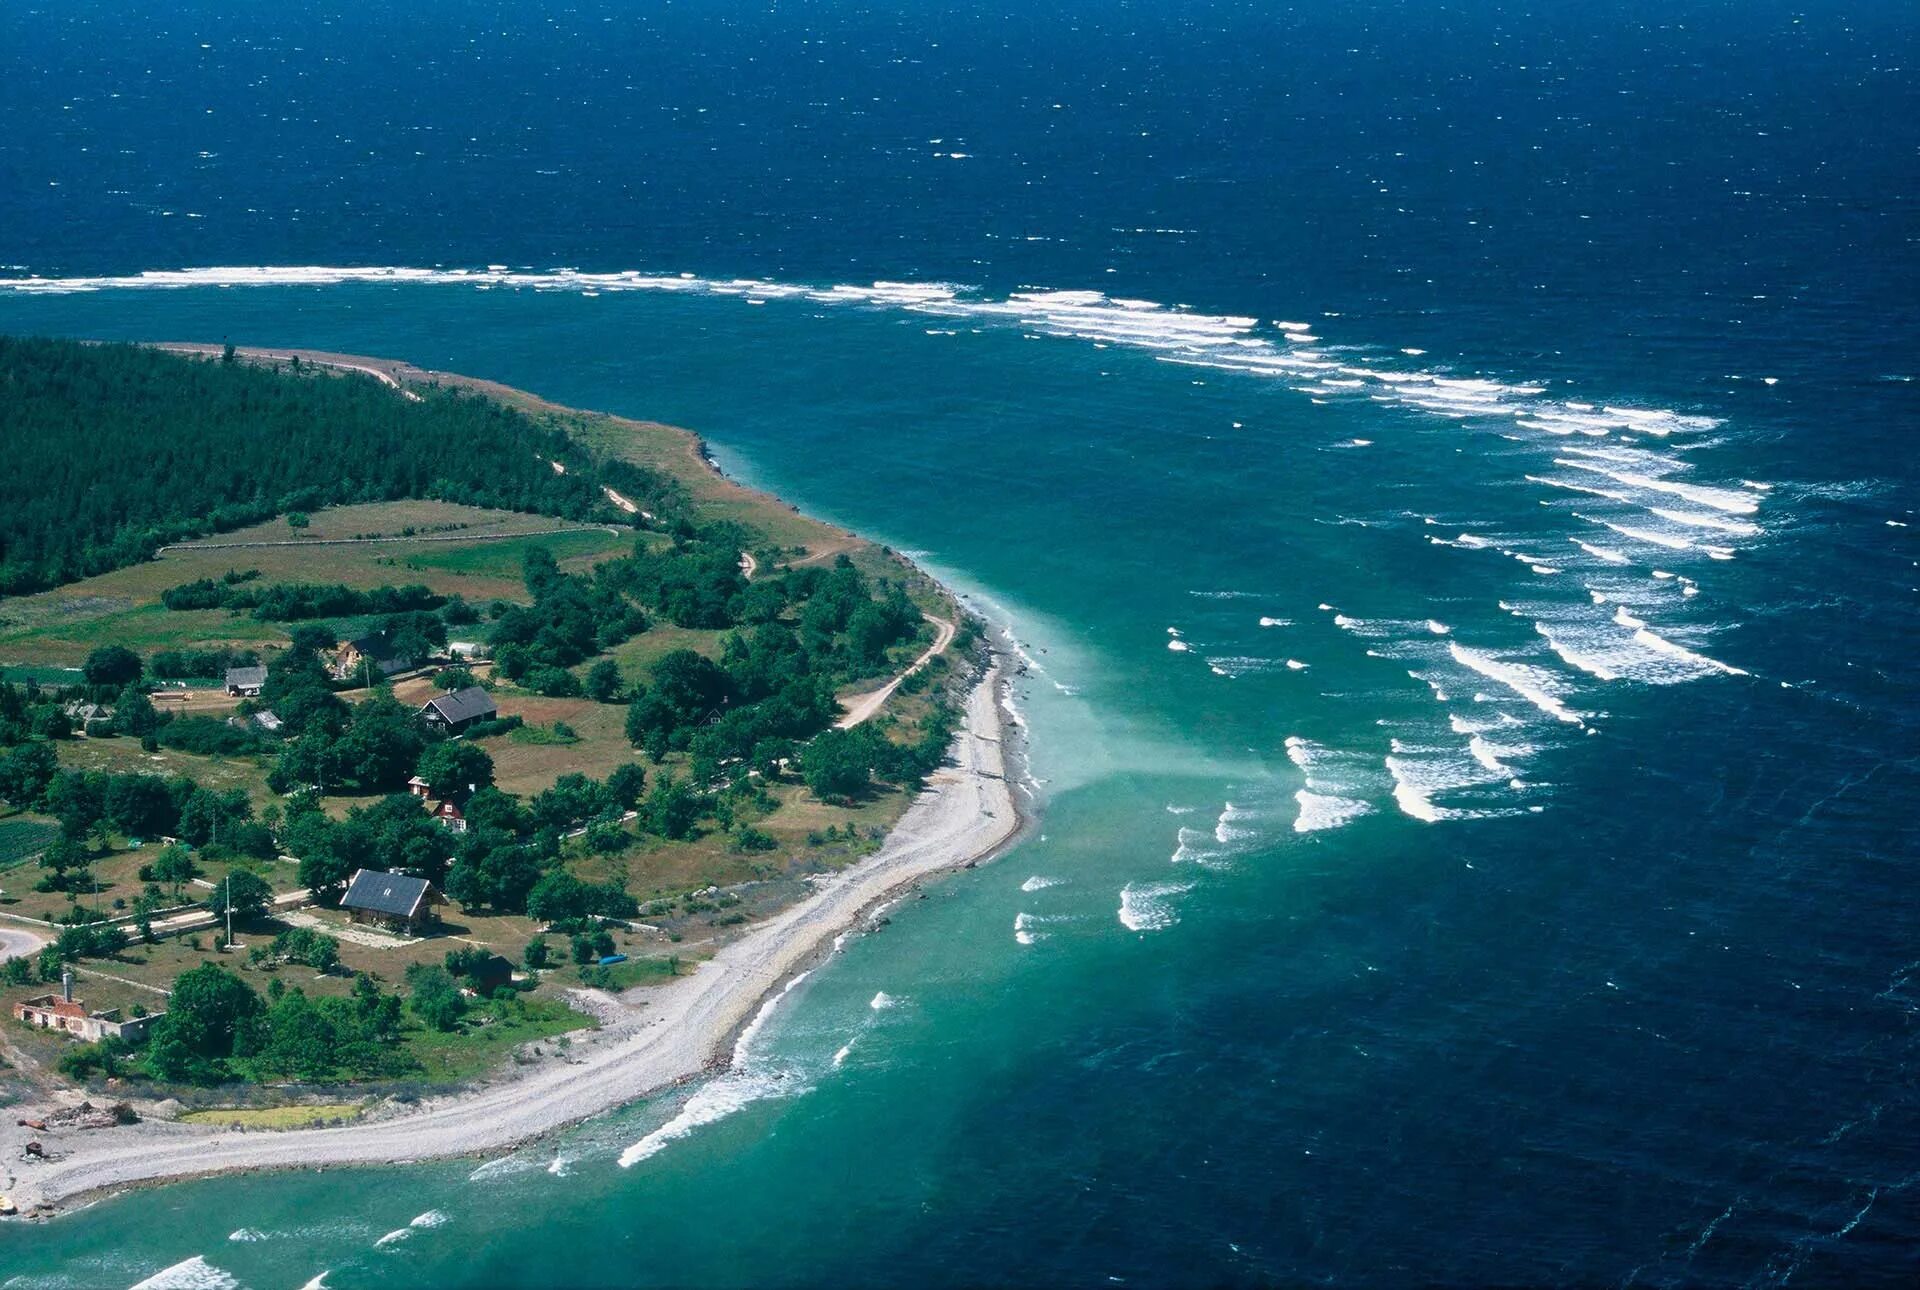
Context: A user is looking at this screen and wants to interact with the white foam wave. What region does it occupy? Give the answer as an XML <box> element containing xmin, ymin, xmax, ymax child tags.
<box><xmin>1118</xmin><ymin>880</ymin><xmax>1194</xmax><ymax>932</ymax></box>
<box><xmin>128</xmin><ymin>1258</ymin><xmax>241</xmax><ymax>1290</ymax></box>
<box><xmin>1611</xmin><ymin>608</ymin><xmax>1748</xmax><ymax>676</ymax></box>
<box><xmin>1293</xmin><ymin>790</ymin><xmax>1373</xmax><ymax>833</ymax></box>
<box><xmin>1020</xmin><ymin>874</ymin><xmax>1062</xmax><ymax>892</ymax></box>
<box><xmin>0</xmin><ymin>266</ymin><xmax>1737</xmax><ymax>487</ymax></box>
<box><xmin>617</xmin><ymin>1070</ymin><xmax>799</xmax><ymax>1168</ymax></box>
<box><xmin>1447</xmin><ymin>642</ymin><xmax>1584</xmax><ymax>725</ymax></box>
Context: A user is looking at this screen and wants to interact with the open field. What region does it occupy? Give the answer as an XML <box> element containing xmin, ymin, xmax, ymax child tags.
<box><xmin>0</xmin><ymin>842</ymin><xmax>292</xmax><ymax>926</ymax></box>
<box><xmin>53</xmin><ymin>736</ymin><xmax>280</xmax><ymax>816</ymax></box>
<box><xmin>178</xmin><ymin>1104</ymin><xmax>365</xmax><ymax>1129</ymax></box>
<box><xmin>0</xmin><ymin>500</ymin><xmax>627</xmax><ymax>667</ymax></box>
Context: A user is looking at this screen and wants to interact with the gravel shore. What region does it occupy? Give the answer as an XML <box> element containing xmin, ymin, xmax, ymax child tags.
<box><xmin>3</xmin><ymin>661</ymin><xmax>1022</xmax><ymax>1216</ymax></box>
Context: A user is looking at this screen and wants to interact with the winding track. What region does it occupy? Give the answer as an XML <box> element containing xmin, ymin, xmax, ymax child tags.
<box><xmin>836</xmin><ymin>614</ymin><xmax>959</xmax><ymax>730</ymax></box>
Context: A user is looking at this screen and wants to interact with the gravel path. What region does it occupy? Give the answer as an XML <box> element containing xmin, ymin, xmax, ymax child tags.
<box><xmin>4</xmin><ymin>663</ymin><xmax>1019</xmax><ymax>1215</ymax></box>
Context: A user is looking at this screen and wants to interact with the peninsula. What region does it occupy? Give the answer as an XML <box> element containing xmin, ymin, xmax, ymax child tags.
<box><xmin>0</xmin><ymin>342</ymin><xmax>1024</xmax><ymax>1214</ymax></box>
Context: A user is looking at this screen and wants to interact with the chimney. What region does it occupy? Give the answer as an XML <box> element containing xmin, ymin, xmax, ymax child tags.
<box><xmin>61</xmin><ymin>969</ymin><xmax>74</xmax><ymax>1003</ymax></box>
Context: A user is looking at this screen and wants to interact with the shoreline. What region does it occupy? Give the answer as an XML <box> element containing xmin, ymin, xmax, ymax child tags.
<box><xmin>0</xmin><ymin>352</ymin><xmax>1034</xmax><ymax>1219</ymax></box>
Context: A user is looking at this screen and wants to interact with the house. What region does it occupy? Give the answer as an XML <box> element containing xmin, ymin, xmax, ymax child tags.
<box><xmin>62</xmin><ymin>701</ymin><xmax>112</xmax><ymax>726</ymax></box>
<box><xmin>409</xmin><ymin>774</ymin><xmax>474</xmax><ymax>832</ymax></box>
<box><xmin>419</xmin><ymin>686</ymin><xmax>497</xmax><ymax>736</ymax></box>
<box><xmin>223</xmin><ymin>665</ymin><xmax>267</xmax><ymax>697</ymax></box>
<box><xmin>340</xmin><ymin>868</ymin><xmax>445</xmax><ymax>934</ymax></box>
<box><xmin>332</xmin><ymin>635</ymin><xmax>415</xmax><ymax>683</ymax></box>
<box><xmin>14</xmin><ymin>973</ymin><xmax>161</xmax><ymax>1044</ymax></box>
<box><xmin>430</xmin><ymin>795</ymin><xmax>470</xmax><ymax>833</ymax></box>
<box><xmin>448</xmin><ymin>641</ymin><xmax>491</xmax><ymax>661</ymax></box>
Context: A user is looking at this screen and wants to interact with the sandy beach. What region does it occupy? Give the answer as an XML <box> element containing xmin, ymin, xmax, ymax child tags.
<box><xmin>3</xmin><ymin>659</ymin><xmax>1020</xmax><ymax>1215</ymax></box>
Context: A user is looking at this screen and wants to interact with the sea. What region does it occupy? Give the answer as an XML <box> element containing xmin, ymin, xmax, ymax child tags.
<box><xmin>1</xmin><ymin>1</ymin><xmax>1917</xmax><ymax>1285</ymax></box>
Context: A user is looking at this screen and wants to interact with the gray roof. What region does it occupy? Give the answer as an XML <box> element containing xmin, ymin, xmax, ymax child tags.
<box><xmin>225</xmin><ymin>665</ymin><xmax>267</xmax><ymax>688</ymax></box>
<box><xmin>345</xmin><ymin>636</ymin><xmax>413</xmax><ymax>674</ymax></box>
<box><xmin>423</xmin><ymin>685</ymin><xmax>497</xmax><ymax>726</ymax></box>
<box><xmin>341</xmin><ymin>869</ymin><xmax>434</xmax><ymax>919</ymax></box>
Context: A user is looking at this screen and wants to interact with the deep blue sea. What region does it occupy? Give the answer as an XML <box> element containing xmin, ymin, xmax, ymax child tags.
<box><xmin>2</xmin><ymin>2</ymin><xmax>1917</xmax><ymax>1285</ymax></box>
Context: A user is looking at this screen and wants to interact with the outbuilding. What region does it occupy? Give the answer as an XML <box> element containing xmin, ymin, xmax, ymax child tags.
<box><xmin>224</xmin><ymin>665</ymin><xmax>267</xmax><ymax>697</ymax></box>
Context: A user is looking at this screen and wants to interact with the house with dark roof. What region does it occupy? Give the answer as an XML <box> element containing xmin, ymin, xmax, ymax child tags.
<box><xmin>340</xmin><ymin>868</ymin><xmax>445</xmax><ymax>933</ymax></box>
<box><xmin>332</xmin><ymin>635</ymin><xmax>415</xmax><ymax>683</ymax></box>
<box><xmin>419</xmin><ymin>685</ymin><xmax>498</xmax><ymax>736</ymax></box>
<box><xmin>224</xmin><ymin>665</ymin><xmax>267</xmax><ymax>696</ymax></box>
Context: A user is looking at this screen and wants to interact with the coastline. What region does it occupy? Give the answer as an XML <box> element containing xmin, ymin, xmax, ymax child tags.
<box><xmin>0</xmin><ymin>352</ymin><xmax>1033</xmax><ymax>1218</ymax></box>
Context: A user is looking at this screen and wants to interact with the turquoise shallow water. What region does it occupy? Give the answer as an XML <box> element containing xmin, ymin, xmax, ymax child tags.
<box><xmin>2</xmin><ymin>0</ymin><xmax>1918</xmax><ymax>1282</ymax></box>
<box><xmin>0</xmin><ymin>279</ymin><xmax>1912</xmax><ymax>1288</ymax></box>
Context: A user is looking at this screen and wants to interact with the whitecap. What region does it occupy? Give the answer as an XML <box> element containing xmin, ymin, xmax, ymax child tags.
<box><xmin>1118</xmin><ymin>880</ymin><xmax>1194</xmax><ymax>932</ymax></box>
<box><xmin>1447</xmin><ymin>642</ymin><xmax>1584</xmax><ymax>725</ymax></box>
<box><xmin>129</xmin><ymin>1258</ymin><xmax>241</xmax><ymax>1290</ymax></box>
<box><xmin>1294</xmin><ymin>790</ymin><xmax>1372</xmax><ymax>833</ymax></box>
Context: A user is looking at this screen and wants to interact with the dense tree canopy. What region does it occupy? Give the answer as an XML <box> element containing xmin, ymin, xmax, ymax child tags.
<box><xmin>0</xmin><ymin>336</ymin><xmax>685</xmax><ymax>595</ymax></box>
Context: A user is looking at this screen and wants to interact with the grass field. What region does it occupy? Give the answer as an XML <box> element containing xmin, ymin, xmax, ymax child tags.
<box><xmin>398</xmin><ymin>528</ymin><xmax>624</xmax><ymax>581</ymax></box>
<box><xmin>55</xmin><ymin>735</ymin><xmax>280</xmax><ymax>816</ymax></box>
<box><xmin>178</xmin><ymin>1103</ymin><xmax>366</xmax><ymax>1128</ymax></box>
<box><xmin>0</xmin><ymin>500</ymin><xmax>630</xmax><ymax>667</ymax></box>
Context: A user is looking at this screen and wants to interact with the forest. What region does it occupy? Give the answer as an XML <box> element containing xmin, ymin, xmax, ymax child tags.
<box><xmin>0</xmin><ymin>336</ymin><xmax>684</xmax><ymax>595</ymax></box>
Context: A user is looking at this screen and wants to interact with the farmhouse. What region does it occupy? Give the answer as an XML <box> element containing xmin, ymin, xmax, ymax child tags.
<box><xmin>14</xmin><ymin>974</ymin><xmax>161</xmax><ymax>1044</ymax></box>
<box><xmin>419</xmin><ymin>685</ymin><xmax>497</xmax><ymax>736</ymax></box>
<box><xmin>62</xmin><ymin>700</ymin><xmax>112</xmax><ymax>726</ymax></box>
<box><xmin>332</xmin><ymin>634</ymin><xmax>415</xmax><ymax>683</ymax></box>
<box><xmin>223</xmin><ymin>665</ymin><xmax>267</xmax><ymax>697</ymax></box>
<box><xmin>408</xmin><ymin>774</ymin><xmax>474</xmax><ymax>832</ymax></box>
<box><xmin>340</xmin><ymin>868</ymin><xmax>445</xmax><ymax>934</ymax></box>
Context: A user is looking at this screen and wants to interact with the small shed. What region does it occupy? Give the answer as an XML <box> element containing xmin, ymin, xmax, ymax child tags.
<box><xmin>340</xmin><ymin>868</ymin><xmax>445</xmax><ymax>934</ymax></box>
<box><xmin>419</xmin><ymin>686</ymin><xmax>497</xmax><ymax>736</ymax></box>
<box><xmin>467</xmin><ymin>954</ymin><xmax>514</xmax><ymax>995</ymax></box>
<box><xmin>224</xmin><ymin>665</ymin><xmax>267</xmax><ymax>697</ymax></box>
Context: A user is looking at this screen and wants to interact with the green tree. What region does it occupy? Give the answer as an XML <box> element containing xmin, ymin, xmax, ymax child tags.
<box><xmin>642</xmin><ymin>773</ymin><xmax>705</xmax><ymax>841</ymax></box>
<box><xmin>82</xmin><ymin>645</ymin><xmax>142</xmax><ymax>688</ymax></box>
<box><xmin>801</xmin><ymin>727</ymin><xmax>881</xmax><ymax>801</ymax></box>
<box><xmin>147</xmin><ymin>963</ymin><xmax>262</xmax><ymax>1081</ymax></box>
<box><xmin>151</xmin><ymin>843</ymin><xmax>199</xmax><ymax>900</ymax></box>
<box><xmin>0</xmin><ymin>741</ymin><xmax>59</xmax><ymax>807</ymax></box>
<box><xmin>405</xmin><ymin>962</ymin><xmax>466</xmax><ymax>1032</ymax></box>
<box><xmin>585</xmin><ymin>658</ymin><xmax>625</xmax><ymax>703</ymax></box>
<box><xmin>606</xmin><ymin>762</ymin><xmax>647</xmax><ymax>809</ymax></box>
<box><xmin>111</xmin><ymin>687</ymin><xmax>162</xmax><ymax>737</ymax></box>
<box><xmin>415</xmin><ymin>739</ymin><xmax>494</xmax><ymax>799</ymax></box>
<box><xmin>206</xmin><ymin>869</ymin><xmax>273</xmax><ymax>924</ymax></box>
